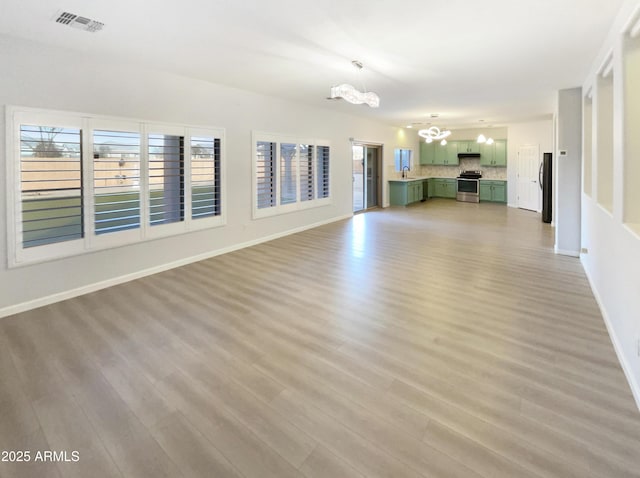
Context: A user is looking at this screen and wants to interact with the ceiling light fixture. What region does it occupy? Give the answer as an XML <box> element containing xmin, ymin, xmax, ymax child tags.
<box><xmin>418</xmin><ymin>126</ymin><xmax>451</xmax><ymax>143</ymax></box>
<box><xmin>329</xmin><ymin>60</ymin><xmax>380</xmax><ymax>108</ymax></box>
<box><xmin>477</xmin><ymin>134</ymin><xmax>487</xmax><ymax>144</ymax></box>
<box><xmin>441</xmin><ymin>139</ymin><xmax>447</xmax><ymax>146</ymax></box>
<box><xmin>486</xmin><ymin>137</ymin><xmax>494</xmax><ymax>145</ymax></box>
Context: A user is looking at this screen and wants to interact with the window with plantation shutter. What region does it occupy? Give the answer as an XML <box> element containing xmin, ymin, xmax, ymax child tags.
<box><xmin>253</xmin><ymin>133</ymin><xmax>331</xmax><ymax>218</ymax></box>
<box><xmin>299</xmin><ymin>144</ymin><xmax>313</xmax><ymax>201</ymax></box>
<box><xmin>148</xmin><ymin>133</ymin><xmax>185</xmax><ymax>226</ymax></box>
<box><xmin>20</xmin><ymin>125</ymin><xmax>83</xmax><ymax>248</ymax></box>
<box><xmin>191</xmin><ymin>136</ymin><xmax>221</xmax><ymax>219</ymax></box>
<box><xmin>7</xmin><ymin>107</ymin><xmax>226</xmax><ymax>267</ymax></box>
<box><xmin>257</xmin><ymin>141</ymin><xmax>276</xmax><ymax>209</ymax></box>
<box><xmin>280</xmin><ymin>143</ymin><xmax>297</xmax><ymax>205</ymax></box>
<box><xmin>317</xmin><ymin>145</ymin><xmax>330</xmax><ymax>198</ymax></box>
<box><xmin>93</xmin><ymin>129</ymin><xmax>141</xmax><ymax>235</ymax></box>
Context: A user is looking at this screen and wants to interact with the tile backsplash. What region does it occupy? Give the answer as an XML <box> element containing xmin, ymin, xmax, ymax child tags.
<box><xmin>387</xmin><ymin>158</ymin><xmax>507</xmax><ymax>180</ymax></box>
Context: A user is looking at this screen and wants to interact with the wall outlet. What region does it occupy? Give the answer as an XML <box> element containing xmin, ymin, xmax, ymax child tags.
<box><xmin>580</xmin><ymin>247</ymin><xmax>589</xmax><ymax>254</ymax></box>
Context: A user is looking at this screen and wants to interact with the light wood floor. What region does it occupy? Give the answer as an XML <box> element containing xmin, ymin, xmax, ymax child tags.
<box><xmin>1</xmin><ymin>199</ymin><xmax>639</xmax><ymax>478</ymax></box>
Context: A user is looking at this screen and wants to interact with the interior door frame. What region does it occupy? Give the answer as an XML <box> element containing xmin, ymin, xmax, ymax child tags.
<box><xmin>352</xmin><ymin>140</ymin><xmax>383</xmax><ymax>212</ymax></box>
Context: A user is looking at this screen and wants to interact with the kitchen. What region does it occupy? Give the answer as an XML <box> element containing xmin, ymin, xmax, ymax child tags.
<box><xmin>388</xmin><ymin>127</ymin><xmax>509</xmax><ymax>207</ymax></box>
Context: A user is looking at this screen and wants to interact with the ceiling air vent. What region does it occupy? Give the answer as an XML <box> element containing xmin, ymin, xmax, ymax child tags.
<box><xmin>54</xmin><ymin>11</ymin><xmax>104</xmax><ymax>33</ymax></box>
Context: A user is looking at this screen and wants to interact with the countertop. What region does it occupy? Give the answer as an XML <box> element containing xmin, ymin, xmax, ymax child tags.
<box><xmin>389</xmin><ymin>176</ymin><xmax>507</xmax><ymax>183</ymax></box>
<box><xmin>388</xmin><ymin>176</ymin><xmax>433</xmax><ymax>183</ymax></box>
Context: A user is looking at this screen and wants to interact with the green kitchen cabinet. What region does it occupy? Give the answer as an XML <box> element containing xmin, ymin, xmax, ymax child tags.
<box><xmin>455</xmin><ymin>140</ymin><xmax>481</xmax><ymax>154</ymax></box>
<box><xmin>431</xmin><ymin>178</ymin><xmax>457</xmax><ymax>198</ymax></box>
<box><xmin>480</xmin><ymin>140</ymin><xmax>507</xmax><ymax>167</ymax></box>
<box><xmin>419</xmin><ymin>141</ymin><xmax>436</xmax><ymax>165</ymax></box>
<box><xmin>420</xmin><ymin>141</ymin><xmax>459</xmax><ymax>166</ymax></box>
<box><xmin>431</xmin><ymin>142</ymin><xmax>459</xmax><ymax>166</ymax></box>
<box><xmin>479</xmin><ymin>180</ymin><xmax>507</xmax><ymax>203</ymax></box>
<box><xmin>389</xmin><ymin>180</ymin><xmax>423</xmax><ymax>206</ymax></box>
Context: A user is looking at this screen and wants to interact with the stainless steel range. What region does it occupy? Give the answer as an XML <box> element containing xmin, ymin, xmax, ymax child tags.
<box><xmin>457</xmin><ymin>170</ymin><xmax>482</xmax><ymax>203</ymax></box>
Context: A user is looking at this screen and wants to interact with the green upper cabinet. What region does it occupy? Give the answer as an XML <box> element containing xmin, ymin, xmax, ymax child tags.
<box><xmin>434</xmin><ymin>143</ymin><xmax>447</xmax><ymax>164</ymax></box>
<box><xmin>445</xmin><ymin>142</ymin><xmax>460</xmax><ymax>165</ymax></box>
<box><xmin>480</xmin><ymin>140</ymin><xmax>507</xmax><ymax>167</ymax></box>
<box><xmin>456</xmin><ymin>140</ymin><xmax>481</xmax><ymax>154</ymax></box>
<box><xmin>423</xmin><ymin>139</ymin><xmax>507</xmax><ymax>166</ymax></box>
<box><xmin>428</xmin><ymin>142</ymin><xmax>458</xmax><ymax>166</ymax></box>
<box><xmin>419</xmin><ymin>141</ymin><xmax>436</xmax><ymax>165</ymax></box>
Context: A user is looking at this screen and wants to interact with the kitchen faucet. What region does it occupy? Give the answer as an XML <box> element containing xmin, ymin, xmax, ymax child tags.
<box><xmin>402</xmin><ymin>166</ymin><xmax>410</xmax><ymax>178</ymax></box>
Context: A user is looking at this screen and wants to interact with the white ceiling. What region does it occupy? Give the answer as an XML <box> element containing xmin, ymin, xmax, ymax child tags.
<box><xmin>0</xmin><ymin>0</ymin><xmax>624</xmax><ymax>128</ymax></box>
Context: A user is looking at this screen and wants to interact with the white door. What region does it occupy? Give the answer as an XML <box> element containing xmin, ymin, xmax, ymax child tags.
<box><xmin>517</xmin><ymin>145</ymin><xmax>540</xmax><ymax>211</ymax></box>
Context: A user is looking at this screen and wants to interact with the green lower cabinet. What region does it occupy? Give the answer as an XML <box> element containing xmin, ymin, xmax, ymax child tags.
<box><xmin>430</xmin><ymin>178</ymin><xmax>457</xmax><ymax>199</ymax></box>
<box><xmin>389</xmin><ymin>180</ymin><xmax>423</xmax><ymax>206</ymax></box>
<box><xmin>479</xmin><ymin>180</ymin><xmax>507</xmax><ymax>203</ymax></box>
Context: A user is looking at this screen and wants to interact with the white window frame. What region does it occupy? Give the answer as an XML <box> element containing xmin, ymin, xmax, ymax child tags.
<box><xmin>252</xmin><ymin>131</ymin><xmax>331</xmax><ymax>219</ymax></box>
<box><xmin>6</xmin><ymin>106</ymin><xmax>226</xmax><ymax>268</ymax></box>
<box><xmin>394</xmin><ymin>148</ymin><xmax>413</xmax><ymax>172</ymax></box>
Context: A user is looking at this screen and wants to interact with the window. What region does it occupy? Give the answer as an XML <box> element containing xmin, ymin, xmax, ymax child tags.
<box><xmin>316</xmin><ymin>145</ymin><xmax>330</xmax><ymax>199</ymax></box>
<box><xmin>7</xmin><ymin>107</ymin><xmax>225</xmax><ymax>267</ymax></box>
<box><xmin>253</xmin><ymin>133</ymin><xmax>331</xmax><ymax>218</ymax></box>
<box><xmin>256</xmin><ymin>141</ymin><xmax>276</xmax><ymax>210</ymax></box>
<box><xmin>94</xmin><ymin>129</ymin><xmax>142</xmax><ymax>234</ymax></box>
<box><xmin>394</xmin><ymin>148</ymin><xmax>412</xmax><ymax>172</ymax></box>
<box><xmin>299</xmin><ymin>144</ymin><xmax>313</xmax><ymax>202</ymax></box>
<box><xmin>191</xmin><ymin>135</ymin><xmax>221</xmax><ymax>219</ymax></box>
<box><xmin>148</xmin><ymin>133</ymin><xmax>184</xmax><ymax>226</ymax></box>
<box><xmin>20</xmin><ymin>125</ymin><xmax>83</xmax><ymax>248</ymax></box>
<box><xmin>280</xmin><ymin>143</ymin><xmax>297</xmax><ymax>205</ymax></box>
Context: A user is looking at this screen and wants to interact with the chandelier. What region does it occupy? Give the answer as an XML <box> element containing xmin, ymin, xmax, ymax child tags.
<box><xmin>418</xmin><ymin>126</ymin><xmax>452</xmax><ymax>145</ymax></box>
<box><xmin>329</xmin><ymin>60</ymin><xmax>380</xmax><ymax>108</ymax></box>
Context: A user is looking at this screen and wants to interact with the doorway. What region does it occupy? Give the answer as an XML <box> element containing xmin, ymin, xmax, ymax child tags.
<box><xmin>353</xmin><ymin>143</ymin><xmax>382</xmax><ymax>212</ymax></box>
<box><xmin>517</xmin><ymin>144</ymin><xmax>541</xmax><ymax>212</ymax></box>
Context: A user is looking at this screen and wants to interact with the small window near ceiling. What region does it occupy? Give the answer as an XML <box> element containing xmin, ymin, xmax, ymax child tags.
<box><xmin>394</xmin><ymin>148</ymin><xmax>412</xmax><ymax>171</ymax></box>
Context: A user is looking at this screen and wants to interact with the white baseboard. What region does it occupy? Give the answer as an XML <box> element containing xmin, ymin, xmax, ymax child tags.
<box><xmin>0</xmin><ymin>214</ymin><xmax>352</xmax><ymax>319</ymax></box>
<box><xmin>554</xmin><ymin>246</ymin><xmax>580</xmax><ymax>257</ymax></box>
<box><xmin>581</xmin><ymin>257</ymin><xmax>640</xmax><ymax>413</ymax></box>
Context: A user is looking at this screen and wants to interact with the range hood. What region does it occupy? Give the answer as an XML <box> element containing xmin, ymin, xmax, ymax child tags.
<box><xmin>458</xmin><ymin>153</ymin><xmax>481</xmax><ymax>158</ymax></box>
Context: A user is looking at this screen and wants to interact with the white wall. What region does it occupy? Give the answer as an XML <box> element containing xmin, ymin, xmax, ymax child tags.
<box><xmin>555</xmin><ymin>87</ymin><xmax>582</xmax><ymax>257</ymax></box>
<box><xmin>505</xmin><ymin>120</ymin><xmax>554</xmax><ymax>208</ymax></box>
<box><xmin>0</xmin><ymin>36</ymin><xmax>417</xmax><ymax>315</ymax></box>
<box><xmin>580</xmin><ymin>0</ymin><xmax>640</xmax><ymax>410</ymax></box>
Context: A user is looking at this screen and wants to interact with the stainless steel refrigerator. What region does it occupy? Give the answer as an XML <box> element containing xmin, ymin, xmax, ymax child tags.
<box><xmin>540</xmin><ymin>152</ymin><xmax>552</xmax><ymax>223</ymax></box>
